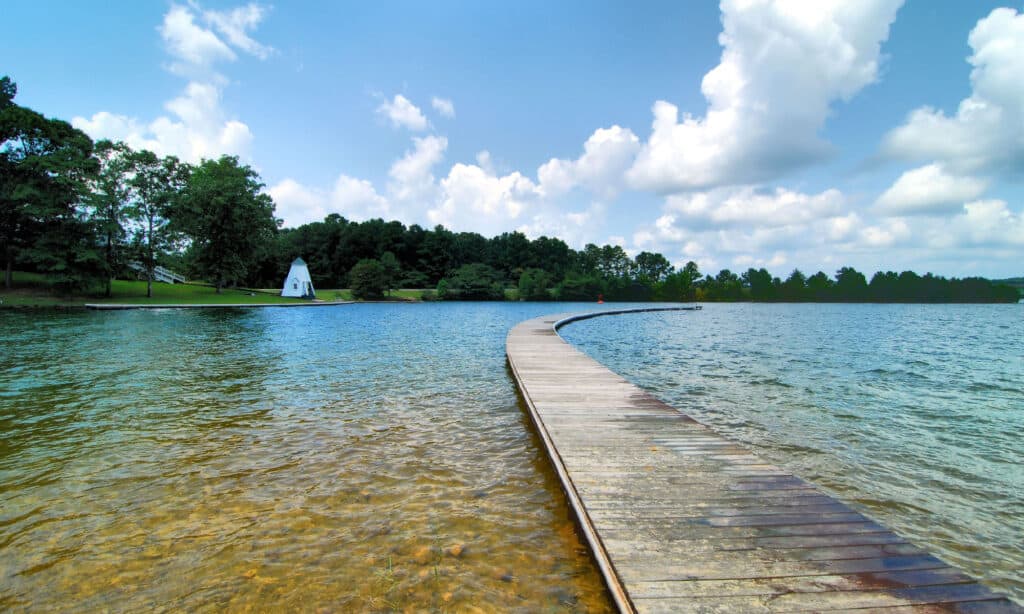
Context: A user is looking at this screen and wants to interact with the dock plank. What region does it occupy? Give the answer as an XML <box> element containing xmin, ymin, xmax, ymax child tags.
<box><xmin>506</xmin><ymin>309</ymin><xmax>1021</xmax><ymax>613</ymax></box>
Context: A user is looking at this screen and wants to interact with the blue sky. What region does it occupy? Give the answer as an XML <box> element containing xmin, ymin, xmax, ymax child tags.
<box><xmin>4</xmin><ymin>1</ymin><xmax>1022</xmax><ymax>278</ymax></box>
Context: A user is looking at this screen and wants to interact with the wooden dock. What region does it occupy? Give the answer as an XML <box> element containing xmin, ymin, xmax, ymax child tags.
<box><xmin>507</xmin><ymin>308</ymin><xmax>1021</xmax><ymax>613</ymax></box>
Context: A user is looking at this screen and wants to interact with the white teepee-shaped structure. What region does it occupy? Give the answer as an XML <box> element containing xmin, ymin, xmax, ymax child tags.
<box><xmin>281</xmin><ymin>257</ymin><xmax>315</xmax><ymax>298</ymax></box>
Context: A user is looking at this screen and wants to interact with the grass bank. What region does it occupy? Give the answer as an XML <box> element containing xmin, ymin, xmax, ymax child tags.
<box><xmin>1</xmin><ymin>272</ymin><xmax>429</xmax><ymax>307</ymax></box>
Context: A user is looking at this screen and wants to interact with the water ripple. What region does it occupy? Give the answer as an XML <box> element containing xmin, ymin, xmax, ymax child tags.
<box><xmin>0</xmin><ymin>303</ymin><xmax>616</xmax><ymax>612</ymax></box>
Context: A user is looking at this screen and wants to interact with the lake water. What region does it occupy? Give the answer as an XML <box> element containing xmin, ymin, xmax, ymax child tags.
<box><xmin>564</xmin><ymin>303</ymin><xmax>1023</xmax><ymax>602</ymax></box>
<box><xmin>0</xmin><ymin>303</ymin><xmax>612</xmax><ymax>612</ymax></box>
<box><xmin>1</xmin><ymin>302</ymin><xmax>1021</xmax><ymax>609</ymax></box>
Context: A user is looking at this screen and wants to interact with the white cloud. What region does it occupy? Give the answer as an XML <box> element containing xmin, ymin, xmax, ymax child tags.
<box><xmin>268</xmin><ymin>174</ymin><xmax>390</xmax><ymax>227</ymax></box>
<box><xmin>882</xmin><ymin>8</ymin><xmax>1024</xmax><ymax>177</ymax></box>
<box><xmin>665</xmin><ymin>186</ymin><xmax>844</xmax><ymax>229</ymax></box>
<box><xmin>538</xmin><ymin>125</ymin><xmax>640</xmax><ymax>200</ymax></box>
<box><xmin>429</xmin><ymin>164</ymin><xmax>541</xmax><ymax>235</ymax></box>
<box><xmin>627</xmin><ymin>0</ymin><xmax>903</xmax><ymax>192</ymax></box>
<box><xmin>621</xmin><ymin>183</ymin><xmax>928</xmax><ymax>277</ymax></box>
<box><xmin>516</xmin><ymin>202</ymin><xmax>608</xmax><ymax>247</ymax></box>
<box><xmin>267</xmin><ymin>179</ymin><xmax>328</xmax><ymax>227</ymax></box>
<box><xmin>859</xmin><ymin>218</ymin><xmax>911</xmax><ymax>248</ymax></box>
<box><xmin>388</xmin><ymin>135</ymin><xmax>447</xmax><ymax>203</ymax></box>
<box><xmin>203</xmin><ymin>3</ymin><xmax>274</xmax><ymax>60</ymax></box>
<box><xmin>73</xmin><ymin>2</ymin><xmax>270</xmax><ymax>163</ymax></box>
<box><xmin>377</xmin><ymin>95</ymin><xmax>429</xmax><ymax>131</ymax></box>
<box><xmin>948</xmin><ymin>200</ymin><xmax>1024</xmax><ymax>248</ymax></box>
<box><xmin>160</xmin><ymin>4</ymin><xmax>236</xmax><ymax>71</ymax></box>
<box><xmin>333</xmin><ymin>175</ymin><xmax>391</xmax><ymax>220</ymax></box>
<box><xmin>74</xmin><ymin>81</ymin><xmax>254</xmax><ymax>162</ymax></box>
<box><xmin>431</xmin><ymin>96</ymin><xmax>455</xmax><ymax>118</ymax></box>
<box><xmin>733</xmin><ymin>251</ymin><xmax>787</xmax><ymax>270</ymax></box>
<box><xmin>875</xmin><ymin>164</ymin><xmax>988</xmax><ymax>215</ymax></box>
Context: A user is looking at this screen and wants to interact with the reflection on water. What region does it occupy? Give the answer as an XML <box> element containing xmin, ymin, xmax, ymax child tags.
<box><xmin>0</xmin><ymin>304</ymin><xmax>611</xmax><ymax>611</ymax></box>
<box><xmin>563</xmin><ymin>303</ymin><xmax>1024</xmax><ymax>603</ymax></box>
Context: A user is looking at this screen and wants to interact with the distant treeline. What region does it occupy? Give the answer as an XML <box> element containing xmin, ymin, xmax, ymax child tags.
<box><xmin>260</xmin><ymin>214</ymin><xmax>1018</xmax><ymax>303</ymax></box>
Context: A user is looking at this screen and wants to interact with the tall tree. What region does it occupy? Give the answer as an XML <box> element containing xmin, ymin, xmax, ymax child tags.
<box><xmin>379</xmin><ymin>251</ymin><xmax>401</xmax><ymax>296</ymax></box>
<box><xmin>0</xmin><ymin>76</ymin><xmax>20</xmax><ymax>288</ymax></box>
<box><xmin>834</xmin><ymin>266</ymin><xmax>868</xmax><ymax>301</ymax></box>
<box><xmin>174</xmin><ymin>155</ymin><xmax>278</xmax><ymax>293</ymax></box>
<box><xmin>635</xmin><ymin>251</ymin><xmax>674</xmax><ymax>283</ymax></box>
<box><xmin>0</xmin><ymin>77</ymin><xmax>100</xmax><ymax>291</ymax></box>
<box><xmin>87</xmin><ymin>140</ymin><xmax>133</xmax><ymax>296</ymax></box>
<box><xmin>127</xmin><ymin>150</ymin><xmax>188</xmax><ymax>297</ymax></box>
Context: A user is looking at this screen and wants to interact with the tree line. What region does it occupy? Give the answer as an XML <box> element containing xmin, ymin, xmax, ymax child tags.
<box><xmin>2</xmin><ymin>76</ymin><xmax>276</xmax><ymax>295</ymax></box>
<box><xmin>2</xmin><ymin>74</ymin><xmax>1017</xmax><ymax>303</ymax></box>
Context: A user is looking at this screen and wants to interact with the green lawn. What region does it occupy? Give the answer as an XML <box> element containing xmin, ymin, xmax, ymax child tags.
<box><xmin>1</xmin><ymin>272</ymin><xmax>430</xmax><ymax>307</ymax></box>
<box><xmin>1</xmin><ymin>273</ymin><xmax>312</xmax><ymax>307</ymax></box>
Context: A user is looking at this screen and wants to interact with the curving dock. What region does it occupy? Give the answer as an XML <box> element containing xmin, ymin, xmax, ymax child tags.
<box><xmin>507</xmin><ymin>308</ymin><xmax>1021</xmax><ymax>613</ymax></box>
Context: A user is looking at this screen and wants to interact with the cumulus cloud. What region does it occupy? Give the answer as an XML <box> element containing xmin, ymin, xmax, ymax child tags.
<box><xmin>268</xmin><ymin>175</ymin><xmax>390</xmax><ymax>227</ymax></box>
<box><xmin>388</xmin><ymin>135</ymin><xmax>448</xmax><ymax>203</ymax></box>
<box><xmin>627</xmin><ymin>0</ymin><xmax>903</xmax><ymax>192</ymax></box>
<box><xmin>74</xmin><ymin>82</ymin><xmax>254</xmax><ymax>161</ymax></box>
<box><xmin>624</xmin><ymin>183</ymin><xmax>918</xmax><ymax>276</ymax></box>
<box><xmin>431</xmin><ymin>96</ymin><xmax>455</xmax><ymax>118</ymax></box>
<box><xmin>664</xmin><ymin>186</ymin><xmax>845</xmax><ymax>229</ymax></box>
<box><xmin>882</xmin><ymin>7</ymin><xmax>1024</xmax><ymax>177</ymax></box>
<box><xmin>859</xmin><ymin>218</ymin><xmax>911</xmax><ymax>248</ymax></box>
<box><xmin>267</xmin><ymin>179</ymin><xmax>329</xmax><ymax>227</ymax></box>
<box><xmin>874</xmin><ymin>164</ymin><xmax>988</xmax><ymax>215</ymax></box>
<box><xmin>73</xmin><ymin>2</ymin><xmax>270</xmax><ymax>163</ymax></box>
<box><xmin>160</xmin><ymin>4</ymin><xmax>236</xmax><ymax>71</ymax></box>
<box><xmin>538</xmin><ymin>125</ymin><xmax>640</xmax><ymax>200</ymax></box>
<box><xmin>428</xmin><ymin>164</ymin><xmax>542</xmax><ymax>236</ymax></box>
<box><xmin>949</xmin><ymin>200</ymin><xmax>1024</xmax><ymax>248</ymax></box>
<box><xmin>377</xmin><ymin>94</ymin><xmax>429</xmax><ymax>131</ymax></box>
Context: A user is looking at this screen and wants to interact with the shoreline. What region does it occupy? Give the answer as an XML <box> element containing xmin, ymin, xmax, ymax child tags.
<box><xmin>83</xmin><ymin>301</ymin><xmax>354</xmax><ymax>310</ymax></box>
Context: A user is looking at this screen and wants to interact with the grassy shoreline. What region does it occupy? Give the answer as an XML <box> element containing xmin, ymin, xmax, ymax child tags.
<box><xmin>0</xmin><ymin>273</ymin><xmax>427</xmax><ymax>308</ymax></box>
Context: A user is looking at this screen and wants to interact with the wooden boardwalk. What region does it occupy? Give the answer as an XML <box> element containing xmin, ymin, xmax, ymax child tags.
<box><xmin>507</xmin><ymin>309</ymin><xmax>1021</xmax><ymax>613</ymax></box>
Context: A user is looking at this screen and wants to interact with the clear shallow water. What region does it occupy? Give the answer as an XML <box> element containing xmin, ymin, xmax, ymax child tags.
<box><xmin>0</xmin><ymin>303</ymin><xmax>614</xmax><ymax>612</ymax></box>
<box><xmin>561</xmin><ymin>303</ymin><xmax>1024</xmax><ymax>602</ymax></box>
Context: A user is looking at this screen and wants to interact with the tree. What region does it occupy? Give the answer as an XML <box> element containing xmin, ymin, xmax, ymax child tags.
<box><xmin>597</xmin><ymin>244</ymin><xmax>631</xmax><ymax>279</ymax></box>
<box><xmin>518</xmin><ymin>267</ymin><xmax>554</xmax><ymax>301</ymax></box>
<box><xmin>127</xmin><ymin>150</ymin><xmax>189</xmax><ymax>297</ymax></box>
<box><xmin>0</xmin><ymin>77</ymin><xmax>101</xmax><ymax>291</ymax></box>
<box><xmin>742</xmin><ymin>267</ymin><xmax>775</xmax><ymax>301</ymax></box>
<box><xmin>781</xmin><ymin>269</ymin><xmax>807</xmax><ymax>302</ymax></box>
<box><xmin>436</xmin><ymin>263</ymin><xmax>505</xmax><ymax>300</ymax></box>
<box><xmin>806</xmin><ymin>271</ymin><xmax>833</xmax><ymax>301</ymax></box>
<box><xmin>349</xmin><ymin>258</ymin><xmax>386</xmax><ymax>299</ymax></box>
<box><xmin>86</xmin><ymin>140</ymin><xmax>133</xmax><ymax>296</ymax></box>
<box><xmin>0</xmin><ymin>76</ymin><xmax>22</xmax><ymax>288</ymax></box>
<box><xmin>834</xmin><ymin>266</ymin><xmax>868</xmax><ymax>302</ymax></box>
<box><xmin>379</xmin><ymin>251</ymin><xmax>401</xmax><ymax>296</ymax></box>
<box><xmin>173</xmin><ymin>156</ymin><xmax>278</xmax><ymax>293</ymax></box>
<box><xmin>555</xmin><ymin>271</ymin><xmax>605</xmax><ymax>301</ymax></box>
<box><xmin>634</xmin><ymin>251</ymin><xmax>674</xmax><ymax>283</ymax></box>
<box><xmin>704</xmin><ymin>269</ymin><xmax>743</xmax><ymax>301</ymax></box>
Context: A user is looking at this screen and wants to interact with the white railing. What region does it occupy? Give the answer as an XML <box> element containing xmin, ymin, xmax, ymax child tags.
<box><xmin>127</xmin><ymin>262</ymin><xmax>187</xmax><ymax>284</ymax></box>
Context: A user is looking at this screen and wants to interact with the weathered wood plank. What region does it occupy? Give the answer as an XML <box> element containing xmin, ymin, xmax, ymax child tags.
<box><xmin>506</xmin><ymin>309</ymin><xmax>1021</xmax><ymax>613</ymax></box>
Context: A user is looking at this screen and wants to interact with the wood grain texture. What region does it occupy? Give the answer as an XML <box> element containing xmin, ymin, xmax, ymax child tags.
<box><xmin>506</xmin><ymin>309</ymin><xmax>1021</xmax><ymax>613</ymax></box>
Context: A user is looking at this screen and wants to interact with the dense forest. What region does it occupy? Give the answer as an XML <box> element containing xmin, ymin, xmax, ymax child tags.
<box><xmin>2</xmin><ymin>75</ymin><xmax>1019</xmax><ymax>303</ymax></box>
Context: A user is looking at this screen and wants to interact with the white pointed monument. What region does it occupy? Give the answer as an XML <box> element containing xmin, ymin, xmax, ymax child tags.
<box><xmin>281</xmin><ymin>257</ymin><xmax>316</xmax><ymax>298</ymax></box>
